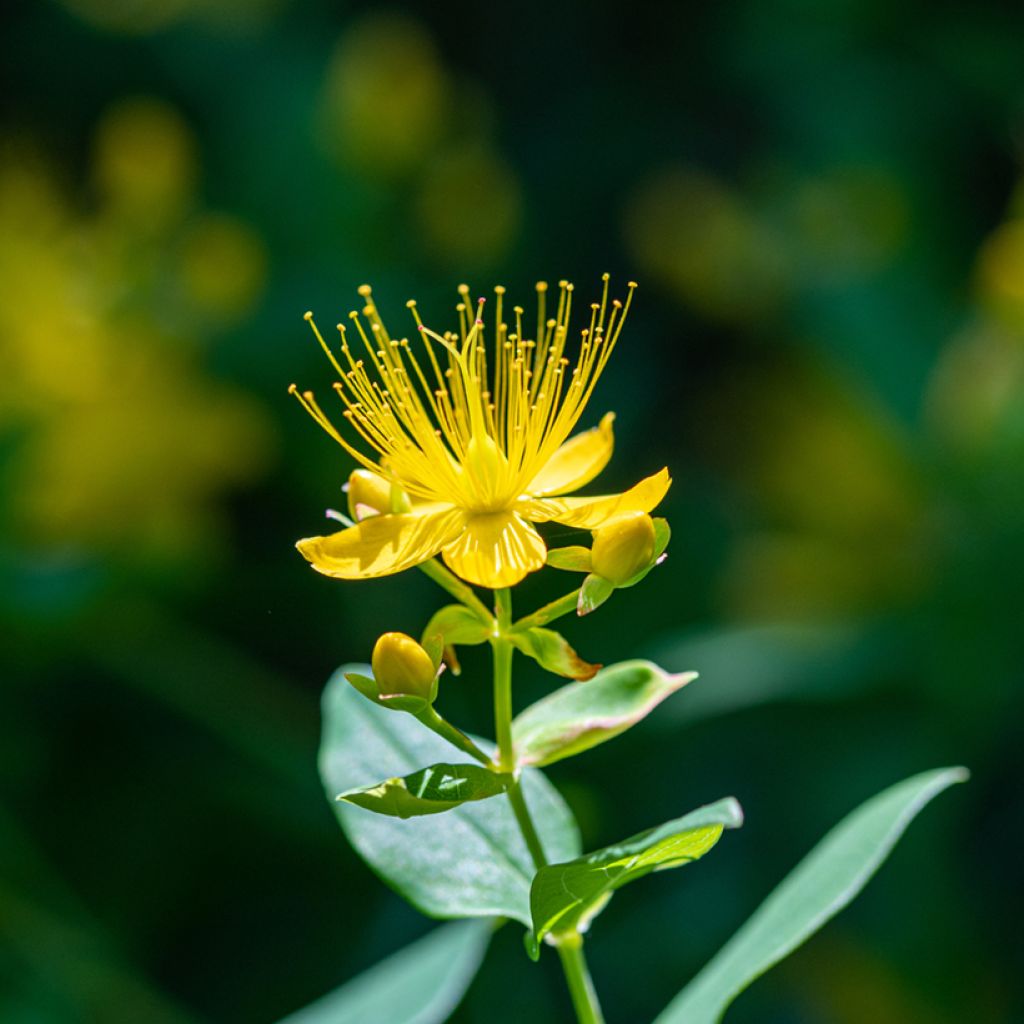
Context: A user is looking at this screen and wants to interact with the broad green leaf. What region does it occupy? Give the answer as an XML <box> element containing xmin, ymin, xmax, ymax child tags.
<box><xmin>344</xmin><ymin>672</ymin><xmax>431</xmax><ymax>713</ymax></box>
<box><xmin>531</xmin><ymin>798</ymin><xmax>743</xmax><ymax>945</ymax></box>
<box><xmin>546</xmin><ymin>545</ymin><xmax>593</xmax><ymax>572</ymax></box>
<box><xmin>422</xmin><ymin>605</ymin><xmax>492</xmax><ymax>648</ymax></box>
<box><xmin>278</xmin><ymin>919</ymin><xmax>493</xmax><ymax>1024</ymax></box>
<box><xmin>320</xmin><ymin>665</ymin><xmax>580</xmax><ymax>925</ymax></box>
<box><xmin>655</xmin><ymin>766</ymin><xmax>969</xmax><ymax>1024</ymax></box>
<box><xmin>508</xmin><ymin>626</ymin><xmax>600</xmax><ymax>680</ymax></box>
<box><xmin>577</xmin><ymin>573</ymin><xmax>614</xmax><ymax>615</ymax></box>
<box><xmin>338</xmin><ymin>763</ymin><xmax>508</xmax><ymax>819</ymax></box>
<box><xmin>512</xmin><ymin>660</ymin><xmax>697</xmax><ymax>768</ymax></box>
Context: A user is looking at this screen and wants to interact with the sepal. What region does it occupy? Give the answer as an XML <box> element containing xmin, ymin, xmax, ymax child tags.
<box><xmin>577</xmin><ymin>573</ymin><xmax>615</xmax><ymax>615</ymax></box>
<box><xmin>344</xmin><ymin>672</ymin><xmax>433</xmax><ymax>713</ymax></box>
<box><xmin>545</xmin><ymin>546</ymin><xmax>593</xmax><ymax>572</ymax></box>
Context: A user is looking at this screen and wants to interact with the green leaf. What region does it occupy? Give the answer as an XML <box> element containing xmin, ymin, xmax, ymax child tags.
<box><xmin>344</xmin><ymin>672</ymin><xmax>431</xmax><ymax>714</ymax></box>
<box><xmin>577</xmin><ymin>573</ymin><xmax>614</xmax><ymax>615</ymax></box>
<box><xmin>338</xmin><ymin>763</ymin><xmax>508</xmax><ymax>819</ymax></box>
<box><xmin>508</xmin><ymin>627</ymin><xmax>600</xmax><ymax>680</ymax></box>
<box><xmin>320</xmin><ymin>665</ymin><xmax>580</xmax><ymax>925</ymax></box>
<box><xmin>512</xmin><ymin>660</ymin><xmax>697</xmax><ymax>768</ymax></box>
<box><xmin>277</xmin><ymin>919</ymin><xmax>493</xmax><ymax>1024</ymax></box>
<box><xmin>531</xmin><ymin>798</ymin><xmax>743</xmax><ymax>945</ymax></box>
<box><xmin>655</xmin><ymin>766</ymin><xmax>969</xmax><ymax>1024</ymax></box>
<box><xmin>546</xmin><ymin>546</ymin><xmax>593</xmax><ymax>572</ymax></box>
<box><xmin>422</xmin><ymin>605</ymin><xmax>492</xmax><ymax>647</ymax></box>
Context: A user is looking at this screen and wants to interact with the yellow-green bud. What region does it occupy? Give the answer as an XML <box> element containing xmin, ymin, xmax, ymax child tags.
<box><xmin>371</xmin><ymin>632</ymin><xmax>437</xmax><ymax>700</ymax></box>
<box><xmin>590</xmin><ymin>512</ymin><xmax>656</xmax><ymax>585</ymax></box>
<box><xmin>346</xmin><ymin>469</ymin><xmax>392</xmax><ymax>521</ymax></box>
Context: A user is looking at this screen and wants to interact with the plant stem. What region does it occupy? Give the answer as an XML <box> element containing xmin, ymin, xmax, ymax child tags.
<box><xmin>492</xmin><ymin>589</ymin><xmax>515</xmax><ymax>773</ymax></box>
<box><xmin>419</xmin><ymin>559</ymin><xmax>494</xmax><ymax>623</ymax></box>
<box><xmin>491</xmin><ymin>587</ymin><xmax>605</xmax><ymax>1024</ymax></box>
<box><xmin>556</xmin><ymin>933</ymin><xmax>605</xmax><ymax>1024</ymax></box>
<box><xmin>415</xmin><ymin>706</ymin><xmax>492</xmax><ymax>766</ymax></box>
<box><xmin>509</xmin><ymin>588</ymin><xmax>581</xmax><ymax>632</ymax></box>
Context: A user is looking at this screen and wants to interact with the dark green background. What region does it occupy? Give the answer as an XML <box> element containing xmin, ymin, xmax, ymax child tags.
<box><xmin>2</xmin><ymin>1</ymin><xmax>1022</xmax><ymax>1021</ymax></box>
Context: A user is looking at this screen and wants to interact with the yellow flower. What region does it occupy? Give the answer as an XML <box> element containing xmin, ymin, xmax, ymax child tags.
<box><xmin>292</xmin><ymin>276</ymin><xmax>670</xmax><ymax>589</ymax></box>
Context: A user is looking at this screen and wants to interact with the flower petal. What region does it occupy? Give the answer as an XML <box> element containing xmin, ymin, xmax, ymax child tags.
<box><xmin>527</xmin><ymin>413</ymin><xmax>616</xmax><ymax>497</ymax></box>
<box><xmin>523</xmin><ymin>468</ymin><xmax>671</xmax><ymax>530</ymax></box>
<box><xmin>442</xmin><ymin>512</ymin><xmax>547</xmax><ymax>588</ymax></box>
<box><xmin>297</xmin><ymin>507</ymin><xmax>464</xmax><ymax>579</ymax></box>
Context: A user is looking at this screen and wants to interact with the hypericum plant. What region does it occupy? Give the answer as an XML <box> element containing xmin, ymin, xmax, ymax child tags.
<box><xmin>282</xmin><ymin>278</ymin><xmax>966</xmax><ymax>1024</ymax></box>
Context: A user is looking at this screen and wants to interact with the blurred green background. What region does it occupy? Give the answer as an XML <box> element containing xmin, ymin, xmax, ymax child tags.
<box><xmin>2</xmin><ymin>1</ymin><xmax>1023</xmax><ymax>1021</ymax></box>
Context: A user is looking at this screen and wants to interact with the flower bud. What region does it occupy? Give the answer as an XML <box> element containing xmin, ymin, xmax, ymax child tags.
<box><xmin>346</xmin><ymin>469</ymin><xmax>391</xmax><ymax>521</ymax></box>
<box><xmin>347</xmin><ymin>469</ymin><xmax>411</xmax><ymax>520</ymax></box>
<box><xmin>590</xmin><ymin>512</ymin><xmax>656</xmax><ymax>585</ymax></box>
<box><xmin>371</xmin><ymin>632</ymin><xmax>437</xmax><ymax>700</ymax></box>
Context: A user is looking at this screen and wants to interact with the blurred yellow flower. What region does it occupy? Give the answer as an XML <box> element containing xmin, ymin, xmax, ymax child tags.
<box><xmin>293</xmin><ymin>278</ymin><xmax>670</xmax><ymax>589</ymax></box>
<box><xmin>0</xmin><ymin>101</ymin><xmax>272</xmax><ymax>563</ymax></box>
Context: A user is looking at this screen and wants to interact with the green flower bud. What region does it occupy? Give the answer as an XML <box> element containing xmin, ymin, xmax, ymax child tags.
<box><xmin>371</xmin><ymin>632</ymin><xmax>438</xmax><ymax>700</ymax></box>
<box><xmin>590</xmin><ymin>512</ymin><xmax>656</xmax><ymax>585</ymax></box>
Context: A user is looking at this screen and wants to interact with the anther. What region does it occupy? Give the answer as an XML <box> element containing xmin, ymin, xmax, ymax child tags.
<box><xmin>303</xmin><ymin>311</ymin><xmax>313</xmax><ymax>321</ymax></box>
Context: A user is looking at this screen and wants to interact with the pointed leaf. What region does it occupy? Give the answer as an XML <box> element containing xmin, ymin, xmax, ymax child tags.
<box><xmin>508</xmin><ymin>627</ymin><xmax>600</xmax><ymax>680</ymax></box>
<box><xmin>512</xmin><ymin>660</ymin><xmax>697</xmax><ymax>768</ymax></box>
<box><xmin>338</xmin><ymin>763</ymin><xmax>509</xmax><ymax>819</ymax></box>
<box><xmin>655</xmin><ymin>766</ymin><xmax>969</xmax><ymax>1024</ymax></box>
<box><xmin>531</xmin><ymin>798</ymin><xmax>743</xmax><ymax>944</ymax></box>
<box><xmin>277</xmin><ymin>919</ymin><xmax>493</xmax><ymax>1024</ymax></box>
<box><xmin>577</xmin><ymin>573</ymin><xmax>614</xmax><ymax>615</ymax></box>
<box><xmin>321</xmin><ymin>665</ymin><xmax>580</xmax><ymax>925</ymax></box>
<box><xmin>545</xmin><ymin>546</ymin><xmax>593</xmax><ymax>572</ymax></box>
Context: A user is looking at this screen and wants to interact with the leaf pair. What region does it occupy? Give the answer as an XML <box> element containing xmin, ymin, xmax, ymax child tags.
<box><xmin>340</xmin><ymin>661</ymin><xmax>696</xmax><ymax>823</ymax></box>
<box><xmin>422</xmin><ymin>604</ymin><xmax>598</xmax><ymax>680</ymax></box>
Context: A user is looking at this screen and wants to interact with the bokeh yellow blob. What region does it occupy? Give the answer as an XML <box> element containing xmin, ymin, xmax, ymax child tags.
<box><xmin>94</xmin><ymin>97</ymin><xmax>197</xmax><ymax>222</ymax></box>
<box><xmin>415</xmin><ymin>146</ymin><xmax>522</xmax><ymax>265</ymax></box>
<box><xmin>179</xmin><ymin>214</ymin><xmax>268</xmax><ymax>319</ymax></box>
<box><xmin>321</xmin><ymin>14</ymin><xmax>448</xmax><ymax>178</ymax></box>
<box><xmin>623</xmin><ymin>167</ymin><xmax>788</xmax><ymax>323</ymax></box>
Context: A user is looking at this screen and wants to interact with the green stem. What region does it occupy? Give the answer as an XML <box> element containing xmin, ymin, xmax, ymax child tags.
<box><xmin>509</xmin><ymin>588</ymin><xmax>581</xmax><ymax>633</ymax></box>
<box><xmin>556</xmin><ymin>934</ymin><xmax>605</xmax><ymax>1024</ymax></box>
<box><xmin>415</xmin><ymin>706</ymin><xmax>491</xmax><ymax>766</ymax></box>
<box><xmin>492</xmin><ymin>589</ymin><xmax>515</xmax><ymax>772</ymax></box>
<box><xmin>419</xmin><ymin>558</ymin><xmax>494</xmax><ymax>623</ymax></box>
<box><xmin>491</xmin><ymin>587</ymin><xmax>605</xmax><ymax>1024</ymax></box>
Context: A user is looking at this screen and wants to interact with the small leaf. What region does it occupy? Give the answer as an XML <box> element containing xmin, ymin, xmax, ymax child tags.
<box><xmin>321</xmin><ymin>665</ymin><xmax>580</xmax><ymax>925</ymax></box>
<box><xmin>508</xmin><ymin>627</ymin><xmax>600</xmax><ymax>680</ymax></box>
<box><xmin>339</xmin><ymin>763</ymin><xmax>509</xmax><ymax>819</ymax></box>
<box><xmin>276</xmin><ymin>919</ymin><xmax>493</xmax><ymax>1024</ymax></box>
<box><xmin>546</xmin><ymin>546</ymin><xmax>593</xmax><ymax>572</ymax></box>
<box><xmin>422</xmin><ymin>605</ymin><xmax>493</xmax><ymax>647</ymax></box>
<box><xmin>344</xmin><ymin>672</ymin><xmax>430</xmax><ymax>714</ymax></box>
<box><xmin>531</xmin><ymin>798</ymin><xmax>743</xmax><ymax>944</ymax></box>
<box><xmin>577</xmin><ymin>573</ymin><xmax>614</xmax><ymax>615</ymax></box>
<box><xmin>513</xmin><ymin>660</ymin><xmax>697</xmax><ymax>768</ymax></box>
<box><xmin>422</xmin><ymin>605</ymin><xmax>493</xmax><ymax>675</ymax></box>
<box><xmin>655</xmin><ymin>766</ymin><xmax>969</xmax><ymax>1024</ymax></box>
